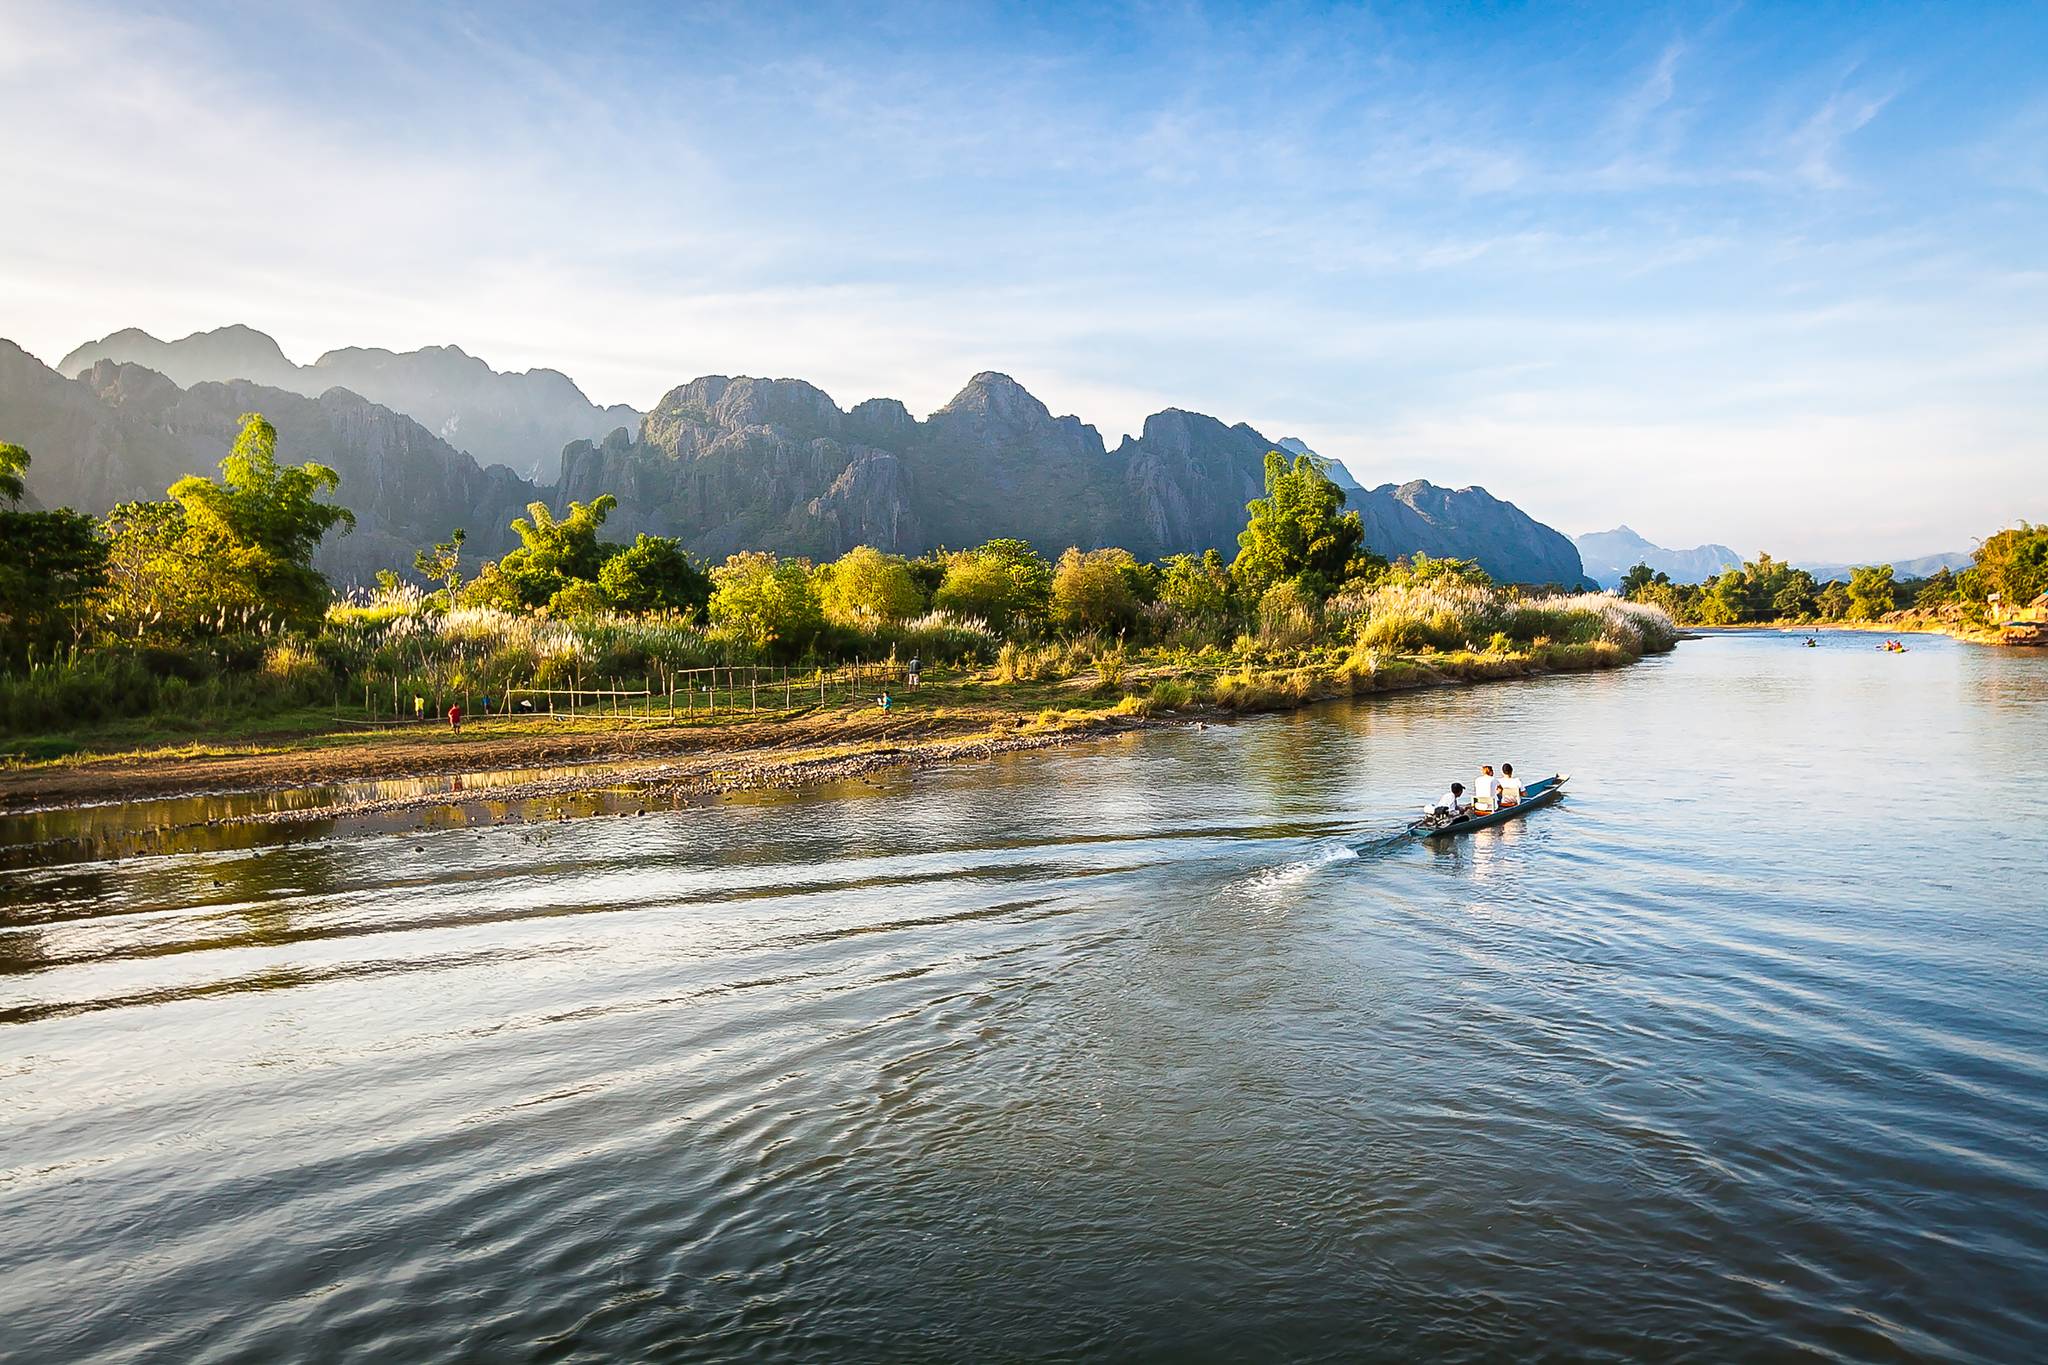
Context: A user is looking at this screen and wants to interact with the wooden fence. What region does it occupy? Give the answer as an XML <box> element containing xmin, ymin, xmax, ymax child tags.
<box><xmin>347</xmin><ymin>660</ymin><xmax>924</xmax><ymax>725</ymax></box>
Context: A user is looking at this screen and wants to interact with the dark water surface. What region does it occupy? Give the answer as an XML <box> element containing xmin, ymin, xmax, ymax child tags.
<box><xmin>4</xmin><ymin>631</ymin><xmax>2045</xmax><ymax>1362</ymax></box>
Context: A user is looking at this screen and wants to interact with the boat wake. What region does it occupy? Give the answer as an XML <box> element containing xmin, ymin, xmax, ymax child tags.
<box><xmin>1237</xmin><ymin>842</ymin><xmax>1361</xmax><ymax>900</ymax></box>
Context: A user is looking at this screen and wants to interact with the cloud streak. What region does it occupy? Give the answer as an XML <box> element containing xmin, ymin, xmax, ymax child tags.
<box><xmin>0</xmin><ymin>0</ymin><xmax>2041</xmax><ymax>559</ymax></box>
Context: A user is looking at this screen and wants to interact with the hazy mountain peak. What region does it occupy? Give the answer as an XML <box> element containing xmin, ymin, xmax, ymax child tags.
<box><xmin>1574</xmin><ymin>527</ymin><xmax>1740</xmax><ymax>589</ymax></box>
<box><xmin>1275</xmin><ymin>435</ymin><xmax>1364</xmax><ymax>492</ymax></box>
<box><xmin>934</xmin><ymin>371</ymin><xmax>1048</xmax><ymax>421</ymax></box>
<box><xmin>56</xmin><ymin>324</ymin><xmax>640</xmax><ymax>480</ymax></box>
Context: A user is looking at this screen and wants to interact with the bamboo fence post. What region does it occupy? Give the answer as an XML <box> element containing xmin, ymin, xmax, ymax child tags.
<box><xmin>751</xmin><ymin>667</ymin><xmax>758</xmax><ymax>712</ymax></box>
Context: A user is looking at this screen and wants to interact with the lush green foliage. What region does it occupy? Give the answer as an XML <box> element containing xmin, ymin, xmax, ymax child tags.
<box><xmin>1964</xmin><ymin>523</ymin><xmax>2048</xmax><ymax>612</ymax></box>
<box><xmin>1231</xmin><ymin>451</ymin><xmax>1375</xmax><ymax>598</ymax></box>
<box><xmin>818</xmin><ymin>545</ymin><xmax>925</xmax><ymax>622</ymax></box>
<box><xmin>933</xmin><ymin>538</ymin><xmax>1054</xmax><ymax>633</ymax></box>
<box><xmin>598</xmin><ymin>534</ymin><xmax>713</xmax><ymax>617</ymax></box>
<box><xmin>708</xmin><ymin>552</ymin><xmax>825</xmax><ymax>654</ymax></box>
<box><xmin>98</xmin><ymin>414</ymin><xmax>355</xmax><ymax>635</ymax></box>
<box><xmin>414</xmin><ymin>528</ymin><xmax>466</xmax><ymax>599</ymax></box>
<box><xmin>0</xmin><ymin>442</ymin><xmax>109</xmax><ymax>661</ymax></box>
<box><xmin>489</xmin><ymin>496</ymin><xmax>619</xmax><ymax>609</ymax></box>
<box><xmin>1847</xmin><ymin>564</ymin><xmax>1896</xmax><ymax>621</ymax></box>
<box><xmin>1051</xmin><ymin>547</ymin><xmax>1153</xmax><ymax>635</ymax></box>
<box><xmin>1625</xmin><ymin>553</ymin><xmax>1832</xmax><ymax>625</ymax></box>
<box><xmin>0</xmin><ymin>441</ymin><xmax>28</xmax><ymax>506</ymax></box>
<box><xmin>1622</xmin><ymin>528</ymin><xmax>2048</xmax><ymax>627</ymax></box>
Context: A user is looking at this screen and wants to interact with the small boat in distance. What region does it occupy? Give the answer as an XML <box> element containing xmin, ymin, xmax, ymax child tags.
<box><xmin>1408</xmin><ymin>775</ymin><xmax>1570</xmax><ymax>840</ymax></box>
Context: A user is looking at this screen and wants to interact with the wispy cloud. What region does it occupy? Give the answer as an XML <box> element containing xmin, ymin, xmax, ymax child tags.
<box><xmin>0</xmin><ymin>0</ymin><xmax>2041</xmax><ymax>558</ymax></box>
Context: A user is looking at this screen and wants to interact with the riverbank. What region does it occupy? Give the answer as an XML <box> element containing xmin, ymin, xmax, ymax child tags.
<box><xmin>0</xmin><ymin>638</ymin><xmax>1655</xmax><ymax>820</ymax></box>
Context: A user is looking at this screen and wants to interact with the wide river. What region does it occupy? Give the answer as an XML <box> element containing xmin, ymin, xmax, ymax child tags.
<box><xmin>3</xmin><ymin>631</ymin><xmax>2045</xmax><ymax>1362</ymax></box>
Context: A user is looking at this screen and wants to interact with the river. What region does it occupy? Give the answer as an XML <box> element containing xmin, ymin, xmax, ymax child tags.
<box><xmin>3</xmin><ymin>630</ymin><xmax>2044</xmax><ymax>1362</ymax></box>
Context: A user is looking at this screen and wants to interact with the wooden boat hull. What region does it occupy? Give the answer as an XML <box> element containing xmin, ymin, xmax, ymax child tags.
<box><xmin>1408</xmin><ymin>775</ymin><xmax>1569</xmax><ymax>839</ymax></box>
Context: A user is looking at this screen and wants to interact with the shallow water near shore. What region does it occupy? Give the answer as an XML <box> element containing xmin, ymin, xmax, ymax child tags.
<box><xmin>3</xmin><ymin>630</ymin><xmax>2045</xmax><ymax>1361</ymax></box>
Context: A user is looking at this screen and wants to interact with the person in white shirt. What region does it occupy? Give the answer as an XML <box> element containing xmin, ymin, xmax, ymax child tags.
<box><xmin>1473</xmin><ymin>765</ymin><xmax>1501</xmax><ymax>814</ymax></box>
<box><xmin>1497</xmin><ymin>763</ymin><xmax>1524</xmax><ymax>807</ymax></box>
<box><xmin>1425</xmin><ymin>782</ymin><xmax>1467</xmax><ymax>818</ymax></box>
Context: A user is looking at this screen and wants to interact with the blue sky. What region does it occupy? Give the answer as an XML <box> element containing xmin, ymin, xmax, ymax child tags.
<box><xmin>2</xmin><ymin>0</ymin><xmax>2044</xmax><ymax>559</ymax></box>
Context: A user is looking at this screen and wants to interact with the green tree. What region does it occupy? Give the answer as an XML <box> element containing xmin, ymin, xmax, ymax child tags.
<box><xmin>498</xmin><ymin>495</ymin><xmax>618</xmax><ymax>607</ymax></box>
<box><xmin>598</xmin><ymin>533</ymin><xmax>711</xmax><ymax>617</ymax></box>
<box><xmin>819</xmin><ymin>545</ymin><xmax>925</xmax><ymax>622</ymax></box>
<box><xmin>1050</xmin><ymin>546</ymin><xmax>1151</xmax><ymax>636</ymax></box>
<box><xmin>1770</xmin><ymin>569</ymin><xmax>1819</xmax><ymax>621</ymax></box>
<box><xmin>932</xmin><ymin>538</ymin><xmax>1053</xmax><ymax>634</ymax></box>
<box><xmin>709</xmin><ymin>551</ymin><xmax>823</xmax><ymax>653</ymax></box>
<box><xmin>1914</xmin><ymin>567</ymin><xmax>1958</xmax><ymax>610</ymax></box>
<box><xmin>1619</xmin><ymin>562</ymin><xmax>1661</xmax><ymax>597</ymax></box>
<box><xmin>1388</xmin><ymin>552</ymin><xmax>1491</xmax><ymax>588</ymax></box>
<box><xmin>0</xmin><ymin>442</ymin><xmax>109</xmax><ymax>657</ymax></box>
<box><xmin>904</xmin><ymin>552</ymin><xmax>948</xmax><ymax>605</ymax></box>
<box><xmin>0</xmin><ymin>441</ymin><xmax>27</xmax><ymax>506</ymax></box>
<box><xmin>1847</xmin><ymin>564</ymin><xmax>1896</xmax><ymax>620</ymax></box>
<box><xmin>413</xmin><ymin>528</ymin><xmax>466</xmax><ymax>600</ymax></box>
<box><xmin>1815</xmin><ymin>580</ymin><xmax>1851</xmax><ymax>622</ymax></box>
<box><xmin>1968</xmin><ymin>524</ymin><xmax>2048</xmax><ymax>613</ymax></box>
<box><xmin>1158</xmin><ymin>549</ymin><xmax>1237</xmax><ymax>636</ymax></box>
<box><xmin>1232</xmin><ymin>451</ymin><xmax>1367</xmax><ymax>599</ymax></box>
<box><xmin>123</xmin><ymin>413</ymin><xmax>356</xmax><ymax>631</ymax></box>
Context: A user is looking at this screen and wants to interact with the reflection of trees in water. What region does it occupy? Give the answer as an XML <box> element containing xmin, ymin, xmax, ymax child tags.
<box><xmin>0</xmin><ymin>865</ymin><xmax>116</xmax><ymax>922</ymax></box>
<box><xmin>199</xmin><ymin>836</ymin><xmax>349</xmax><ymax>949</ymax></box>
<box><xmin>0</xmin><ymin>922</ymin><xmax>49</xmax><ymax>975</ymax></box>
<box><xmin>1237</xmin><ymin>710</ymin><xmax>1362</xmax><ymax>822</ymax></box>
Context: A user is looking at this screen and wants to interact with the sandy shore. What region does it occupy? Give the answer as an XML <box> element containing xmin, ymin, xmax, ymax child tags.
<box><xmin>0</xmin><ymin>708</ymin><xmax>1127</xmax><ymax>808</ymax></box>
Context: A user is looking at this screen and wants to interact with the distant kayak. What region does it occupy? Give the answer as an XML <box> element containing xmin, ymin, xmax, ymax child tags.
<box><xmin>1408</xmin><ymin>775</ymin><xmax>1569</xmax><ymax>840</ymax></box>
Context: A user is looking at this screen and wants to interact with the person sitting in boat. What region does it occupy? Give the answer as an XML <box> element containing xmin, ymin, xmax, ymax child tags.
<box><xmin>1473</xmin><ymin>765</ymin><xmax>1501</xmax><ymax>815</ymax></box>
<box><xmin>1497</xmin><ymin>763</ymin><xmax>1523</xmax><ymax>808</ymax></box>
<box><xmin>1425</xmin><ymin>782</ymin><xmax>1468</xmax><ymax>818</ymax></box>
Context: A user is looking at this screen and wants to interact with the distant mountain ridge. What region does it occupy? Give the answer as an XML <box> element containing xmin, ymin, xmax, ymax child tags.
<box><xmin>0</xmin><ymin>339</ymin><xmax>533</xmax><ymax>583</ymax></box>
<box><xmin>1793</xmin><ymin>551</ymin><xmax>1974</xmax><ymax>582</ymax></box>
<box><xmin>5</xmin><ymin>337</ymin><xmax>1594</xmax><ymax>587</ymax></box>
<box><xmin>1576</xmin><ymin>525</ymin><xmax>1973</xmax><ymax>589</ymax></box>
<box><xmin>59</xmin><ymin>326</ymin><xmax>638</xmax><ymax>480</ymax></box>
<box><xmin>559</xmin><ymin>370</ymin><xmax>1593</xmax><ymax>583</ymax></box>
<box><xmin>1574</xmin><ymin>526</ymin><xmax>1740</xmax><ymax>589</ymax></box>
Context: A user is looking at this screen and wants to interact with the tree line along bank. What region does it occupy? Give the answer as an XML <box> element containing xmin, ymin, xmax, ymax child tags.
<box><xmin>0</xmin><ymin>415</ymin><xmax>1677</xmax><ymax>740</ymax></box>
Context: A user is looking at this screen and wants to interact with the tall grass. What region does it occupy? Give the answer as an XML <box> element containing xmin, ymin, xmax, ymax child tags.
<box><xmin>1328</xmin><ymin>584</ymin><xmax>1676</xmax><ymax>657</ymax></box>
